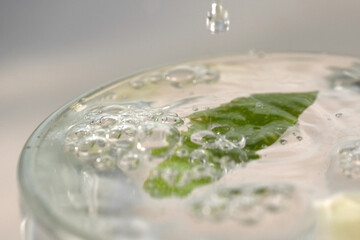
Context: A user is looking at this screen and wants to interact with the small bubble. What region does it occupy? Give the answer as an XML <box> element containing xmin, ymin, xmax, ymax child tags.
<box><xmin>137</xmin><ymin>122</ymin><xmax>180</xmax><ymax>154</ymax></box>
<box><xmin>94</xmin><ymin>155</ymin><xmax>115</xmax><ymax>171</ymax></box>
<box><xmin>129</xmin><ymin>78</ymin><xmax>146</xmax><ymax>89</ymax></box>
<box><xmin>215</xmin><ymin>156</ymin><xmax>236</xmax><ymax>173</ymax></box>
<box><xmin>189</xmin><ymin>149</ymin><xmax>208</xmax><ymax>164</ymax></box>
<box><xmin>190</xmin><ymin>130</ymin><xmax>218</xmax><ymax>149</ymax></box>
<box><xmin>280</xmin><ymin>139</ymin><xmax>287</xmax><ymax>145</ymax></box>
<box><xmin>159</xmin><ymin>113</ymin><xmax>184</xmax><ymax>127</ymax></box>
<box><xmin>337</xmin><ymin>141</ymin><xmax>360</xmax><ymax>179</ymax></box>
<box><xmin>211</xmin><ymin>124</ymin><xmax>230</xmax><ymax>135</ymax></box>
<box><xmin>296</xmin><ymin>136</ymin><xmax>303</xmax><ymax>141</ymax></box>
<box><xmin>146</xmin><ymin>73</ymin><xmax>163</xmax><ymax>84</ymax></box>
<box><xmin>335</xmin><ymin>112</ymin><xmax>343</xmax><ymax>118</ymax></box>
<box><xmin>229</xmin><ymin>195</ymin><xmax>263</xmax><ymax>225</ymax></box>
<box><xmin>93</xmin><ymin>129</ymin><xmax>107</xmax><ymax>138</ymax></box>
<box><xmin>165</xmin><ymin>68</ymin><xmax>196</xmax><ymax>88</ymax></box>
<box><xmin>76</xmin><ymin>137</ymin><xmax>108</xmax><ymax>159</ymax></box>
<box><xmin>118</xmin><ymin>152</ymin><xmax>140</xmax><ymax>170</ymax></box>
<box><xmin>161</xmin><ymin>168</ymin><xmax>179</xmax><ymax>186</ymax></box>
<box><xmin>255</xmin><ymin>102</ymin><xmax>263</xmax><ymax>108</ymax></box>
<box><xmin>233</xmin><ymin>135</ymin><xmax>246</xmax><ymax>149</ymax></box>
<box><xmin>176</xmin><ymin>148</ymin><xmax>189</xmax><ymax>158</ymax></box>
<box><xmin>99</xmin><ymin>115</ymin><xmax>117</xmax><ymax>128</ymax></box>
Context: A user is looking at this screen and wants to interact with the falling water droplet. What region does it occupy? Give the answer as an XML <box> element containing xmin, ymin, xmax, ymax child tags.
<box><xmin>206</xmin><ymin>0</ymin><xmax>230</xmax><ymax>34</ymax></box>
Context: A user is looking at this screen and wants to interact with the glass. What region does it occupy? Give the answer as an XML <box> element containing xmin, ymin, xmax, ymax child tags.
<box><xmin>18</xmin><ymin>1</ymin><xmax>360</xmax><ymax>240</ymax></box>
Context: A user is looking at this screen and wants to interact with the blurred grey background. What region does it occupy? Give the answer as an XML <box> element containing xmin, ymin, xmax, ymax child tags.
<box><xmin>1</xmin><ymin>0</ymin><xmax>360</xmax><ymax>239</ymax></box>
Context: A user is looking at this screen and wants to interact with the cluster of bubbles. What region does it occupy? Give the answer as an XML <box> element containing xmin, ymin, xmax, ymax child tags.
<box><xmin>190</xmin><ymin>129</ymin><xmax>246</xmax><ymax>152</ymax></box>
<box><xmin>129</xmin><ymin>65</ymin><xmax>219</xmax><ymax>89</ymax></box>
<box><xmin>64</xmin><ymin>103</ymin><xmax>184</xmax><ymax>171</ymax></box>
<box><xmin>337</xmin><ymin>140</ymin><xmax>360</xmax><ymax>179</ymax></box>
<box><xmin>147</xmin><ymin>124</ymin><xmax>248</xmax><ymax>189</ymax></box>
<box><xmin>192</xmin><ymin>184</ymin><xmax>295</xmax><ymax>225</ymax></box>
<box><xmin>327</xmin><ymin>63</ymin><xmax>360</xmax><ymax>90</ymax></box>
<box><xmin>149</xmin><ymin>162</ymin><xmax>221</xmax><ymax>189</ymax></box>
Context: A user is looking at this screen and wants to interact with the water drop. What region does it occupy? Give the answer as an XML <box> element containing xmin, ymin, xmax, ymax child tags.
<box><xmin>206</xmin><ymin>0</ymin><xmax>230</xmax><ymax>34</ymax></box>
<box><xmin>280</xmin><ymin>139</ymin><xmax>287</xmax><ymax>145</ymax></box>
<box><xmin>296</xmin><ymin>136</ymin><xmax>303</xmax><ymax>141</ymax></box>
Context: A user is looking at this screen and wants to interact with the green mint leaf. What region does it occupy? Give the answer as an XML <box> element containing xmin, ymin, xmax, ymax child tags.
<box><xmin>144</xmin><ymin>91</ymin><xmax>318</xmax><ymax>198</ymax></box>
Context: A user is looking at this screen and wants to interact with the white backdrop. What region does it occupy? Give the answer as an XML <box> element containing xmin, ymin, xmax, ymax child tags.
<box><xmin>1</xmin><ymin>0</ymin><xmax>360</xmax><ymax>239</ymax></box>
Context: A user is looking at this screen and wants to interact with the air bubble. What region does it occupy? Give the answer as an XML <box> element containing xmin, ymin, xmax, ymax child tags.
<box><xmin>192</xmin><ymin>184</ymin><xmax>295</xmax><ymax>224</ymax></box>
<box><xmin>229</xmin><ymin>195</ymin><xmax>264</xmax><ymax>225</ymax></box>
<box><xmin>146</xmin><ymin>73</ymin><xmax>163</xmax><ymax>84</ymax></box>
<box><xmin>190</xmin><ymin>130</ymin><xmax>217</xmax><ymax>149</ymax></box>
<box><xmin>99</xmin><ymin>115</ymin><xmax>117</xmax><ymax>128</ymax></box>
<box><xmin>176</xmin><ymin>148</ymin><xmax>189</xmax><ymax>158</ymax></box>
<box><xmin>129</xmin><ymin>78</ymin><xmax>146</xmax><ymax>89</ymax></box>
<box><xmin>165</xmin><ymin>68</ymin><xmax>196</xmax><ymax>88</ymax></box>
<box><xmin>211</xmin><ymin>124</ymin><xmax>230</xmax><ymax>135</ymax></box>
<box><xmin>337</xmin><ymin>141</ymin><xmax>360</xmax><ymax>179</ymax></box>
<box><xmin>335</xmin><ymin>112</ymin><xmax>343</xmax><ymax>118</ymax></box>
<box><xmin>159</xmin><ymin>113</ymin><xmax>184</xmax><ymax>127</ymax></box>
<box><xmin>161</xmin><ymin>168</ymin><xmax>179</xmax><ymax>186</ymax></box>
<box><xmin>75</xmin><ymin>137</ymin><xmax>108</xmax><ymax>159</ymax></box>
<box><xmin>190</xmin><ymin>164</ymin><xmax>220</xmax><ymax>180</ymax></box>
<box><xmin>255</xmin><ymin>102</ymin><xmax>264</xmax><ymax>109</ymax></box>
<box><xmin>65</xmin><ymin>103</ymin><xmax>183</xmax><ymax>172</ymax></box>
<box><xmin>118</xmin><ymin>152</ymin><xmax>140</xmax><ymax>170</ymax></box>
<box><xmin>94</xmin><ymin>155</ymin><xmax>116</xmax><ymax>171</ymax></box>
<box><xmin>189</xmin><ymin>149</ymin><xmax>209</xmax><ymax>164</ymax></box>
<box><xmin>215</xmin><ymin>156</ymin><xmax>236</xmax><ymax>173</ymax></box>
<box><xmin>137</xmin><ymin>122</ymin><xmax>180</xmax><ymax>154</ymax></box>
